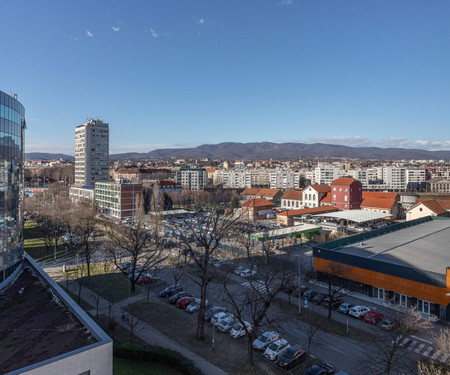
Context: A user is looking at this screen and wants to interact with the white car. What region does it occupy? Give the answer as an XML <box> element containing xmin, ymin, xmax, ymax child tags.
<box><xmin>263</xmin><ymin>338</ymin><xmax>290</xmax><ymax>361</ymax></box>
<box><xmin>186</xmin><ymin>298</ymin><xmax>208</xmax><ymax>313</ymax></box>
<box><xmin>216</xmin><ymin>316</ymin><xmax>237</xmax><ymax>333</ymax></box>
<box><xmin>211</xmin><ymin>312</ymin><xmax>233</xmax><ymax>326</ymax></box>
<box><xmin>349</xmin><ymin>305</ymin><xmax>370</xmax><ymax>319</ymax></box>
<box><xmin>253</xmin><ymin>331</ymin><xmax>280</xmax><ymax>350</ymax></box>
<box><xmin>234</xmin><ymin>266</ymin><xmax>246</xmax><ymax>275</ymax></box>
<box><xmin>239</xmin><ymin>269</ymin><xmax>257</xmax><ymax>278</ymax></box>
<box><xmin>229</xmin><ymin>321</ymin><xmax>252</xmax><ymax>338</ymax></box>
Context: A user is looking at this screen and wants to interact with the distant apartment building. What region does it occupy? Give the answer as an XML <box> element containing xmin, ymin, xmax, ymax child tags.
<box><xmin>69</xmin><ymin>186</ymin><xmax>95</xmax><ymax>203</ymax></box>
<box><xmin>269</xmin><ymin>169</ymin><xmax>300</xmax><ymax>189</ymax></box>
<box><xmin>112</xmin><ymin>168</ymin><xmax>172</xmax><ymax>183</ymax></box>
<box><xmin>427</xmin><ymin>177</ymin><xmax>450</xmax><ymax>194</ymax></box>
<box><xmin>313</xmin><ymin>164</ymin><xmax>340</xmax><ymax>185</ymax></box>
<box><xmin>213</xmin><ymin>168</ymin><xmax>269</xmax><ymax>188</ymax></box>
<box><xmin>74</xmin><ymin>119</ymin><xmax>109</xmax><ymax>188</ymax></box>
<box><xmin>95</xmin><ymin>181</ymin><xmax>142</xmax><ymax>219</ymax></box>
<box><xmin>175</xmin><ymin>168</ymin><xmax>207</xmax><ymax>190</ymax></box>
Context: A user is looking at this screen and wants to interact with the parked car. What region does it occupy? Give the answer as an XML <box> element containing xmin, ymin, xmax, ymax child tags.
<box><xmin>216</xmin><ymin>316</ymin><xmax>237</xmax><ymax>333</ymax></box>
<box><xmin>176</xmin><ymin>296</ymin><xmax>196</xmax><ymax>309</ymax></box>
<box><xmin>186</xmin><ymin>298</ymin><xmax>208</xmax><ymax>313</ymax></box>
<box><xmin>127</xmin><ymin>267</ymin><xmax>143</xmax><ymax>278</ymax></box>
<box><xmin>349</xmin><ymin>305</ymin><xmax>370</xmax><ymax>319</ymax></box>
<box><xmin>303</xmin><ymin>290</ymin><xmax>318</xmax><ymax>301</ymax></box>
<box><xmin>364</xmin><ymin>311</ymin><xmax>385</xmax><ymax>324</ymax></box>
<box><xmin>204</xmin><ymin>306</ymin><xmax>226</xmax><ymax>321</ymax></box>
<box><xmin>323</xmin><ymin>297</ymin><xmax>342</xmax><ymax>310</ymax></box>
<box><xmin>253</xmin><ymin>331</ymin><xmax>280</xmax><ymax>350</ymax></box>
<box><xmin>337</xmin><ymin>302</ymin><xmax>354</xmax><ymax>314</ymax></box>
<box><xmin>168</xmin><ymin>291</ymin><xmax>190</xmax><ymax>304</ymax></box>
<box><xmin>115</xmin><ymin>261</ymin><xmax>132</xmax><ymax>272</ymax></box>
<box><xmin>229</xmin><ymin>321</ymin><xmax>252</xmax><ymax>338</ymax></box>
<box><xmin>305</xmin><ymin>363</ymin><xmax>336</xmax><ymax>375</ymax></box>
<box><xmin>312</xmin><ymin>293</ymin><xmax>325</xmax><ymax>305</ymax></box>
<box><xmin>380</xmin><ymin>318</ymin><xmax>399</xmax><ymax>331</ymax></box>
<box><xmin>234</xmin><ymin>266</ymin><xmax>246</xmax><ymax>275</ymax></box>
<box><xmin>277</xmin><ymin>344</ymin><xmax>307</xmax><ymax>369</ymax></box>
<box><xmin>159</xmin><ymin>285</ymin><xmax>183</xmax><ymax>297</ymax></box>
<box><xmin>211</xmin><ymin>312</ymin><xmax>233</xmax><ymax>326</ymax></box>
<box><xmin>292</xmin><ymin>285</ymin><xmax>309</xmax><ymax>297</ymax></box>
<box><xmin>136</xmin><ymin>273</ymin><xmax>157</xmax><ymax>285</ymax></box>
<box><xmin>263</xmin><ymin>338</ymin><xmax>290</xmax><ymax>361</ymax></box>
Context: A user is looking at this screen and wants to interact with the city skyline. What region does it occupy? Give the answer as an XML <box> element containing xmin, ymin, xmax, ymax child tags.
<box><xmin>1</xmin><ymin>0</ymin><xmax>450</xmax><ymax>154</ymax></box>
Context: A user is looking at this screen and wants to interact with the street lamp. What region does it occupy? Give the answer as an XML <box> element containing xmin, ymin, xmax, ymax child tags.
<box><xmin>295</xmin><ymin>254</ymin><xmax>302</xmax><ymax>315</ymax></box>
<box><xmin>54</xmin><ymin>229</ymin><xmax>58</xmax><ymax>261</ymax></box>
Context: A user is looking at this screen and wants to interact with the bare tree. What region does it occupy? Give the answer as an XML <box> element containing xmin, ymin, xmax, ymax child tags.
<box><xmin>366</xmin><ymin>307</ymin><xmax>432</xmax><ymax>375</ymax></box>
<box><xmin>317</xmin><ymin>261</ymin><xmax>349</xmax><ymax>319</ymax></box>
<box><xmin>300</xmin><ymin>305</ymin><xmax>320</xmax><ymax>353</ymax></box>
<box><xmin>104</xmin><ymin>207</ymin><xmax>168</xmax><ymax>292</ymax></box>
<box><xmin>222</xmin><ymin>258</ymin><xmax>294</xmax><ymax>367</ymax></box>
<box><xmin>122</xmin><ymin>306</ymin><xmax>145</xmax><ymax>344</ymax></box>
<box><xmin>169</xmin><ymin>203</ymin><xmax>239</xmax><ymax>340</ymax></box>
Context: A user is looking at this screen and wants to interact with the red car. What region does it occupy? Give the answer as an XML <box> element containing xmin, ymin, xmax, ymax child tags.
<box><xmin>176</xmin><ymin>296</ymin><xmax>195</xmax><ymax>309</ymax></box>
<box><xmin>364</xmin><ymin>311</ymin><xmax>384</xmax><ymax>324</ymax></box>
<box><xmin>136</xmin><ymin>274</ymin><xmax>157</xmax><ymax>285</ymax></box>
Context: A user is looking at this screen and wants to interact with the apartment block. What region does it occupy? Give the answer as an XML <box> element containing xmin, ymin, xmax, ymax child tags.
<box><xmin>95</xmin><ymin>181</ymin><xmax>142</xmax><ymax>219</ymax></box>
<box><xmin>175</xmin><ymin>168</ymin><xmax>207</xmax><ymax>190</ymax></box>
<box><xmin>74</xmin><ymin>119</ymin><xmax>109</xmax><ymax>188</ymax></box>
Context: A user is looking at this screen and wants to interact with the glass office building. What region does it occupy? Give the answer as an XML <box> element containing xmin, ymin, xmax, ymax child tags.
<box><xmin>0</xmin><ymin>91</ymin><xmax>25</xmax><ymax>283</ymax></box>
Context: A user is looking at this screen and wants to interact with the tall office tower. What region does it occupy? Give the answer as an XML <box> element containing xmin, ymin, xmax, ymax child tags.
<box><xmin>74</xmin><ymin>119</ymin><xmax>109</xmax><ymax>188</ymax></box>
<box><xmin>0</xmin><ymin>91</ymin><xmax>25</xmax><ymax>286</ymax></box>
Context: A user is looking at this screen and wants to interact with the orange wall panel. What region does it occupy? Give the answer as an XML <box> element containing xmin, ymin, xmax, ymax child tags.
<box><xmin>314</xmin><ymin>258</ymin><xmax>450</xmax><ymax>306</ymax></box>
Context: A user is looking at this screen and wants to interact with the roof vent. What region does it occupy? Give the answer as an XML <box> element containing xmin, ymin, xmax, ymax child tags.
<box><xmin>360</xmin><ymin>242</ymin><xmax>364</xmax><ymax>246</ymax></box>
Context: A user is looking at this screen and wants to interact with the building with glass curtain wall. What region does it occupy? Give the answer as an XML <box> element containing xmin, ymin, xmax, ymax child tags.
<box><xmin>0</xmin><ymin>91</ymin><xmax>25</xmax><ymax>286</ymax></box>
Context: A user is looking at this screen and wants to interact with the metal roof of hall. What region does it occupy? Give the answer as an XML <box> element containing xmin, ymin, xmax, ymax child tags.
<box><xmin>313</xmin><ymin>210</ymin><xmax>392</xmax><ymax>223</ymax></box>
<box><xmin>322</xmin><ymin>218</ymin><xmax>450</xmax><ymax>276</ymax></box>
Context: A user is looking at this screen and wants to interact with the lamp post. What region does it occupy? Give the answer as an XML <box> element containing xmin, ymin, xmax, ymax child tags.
<box><xmin>295</xmin><ymin>254</ymin><xmax>301</xmax><ymax>315</ymax></box>
<box><xmin>54</xmin><ymin>229</ymin><xmax>58</xmax><ymax>261</ymax></box>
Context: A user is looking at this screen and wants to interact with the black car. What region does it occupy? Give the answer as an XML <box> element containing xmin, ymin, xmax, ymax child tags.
<box><xmin>168</xmin><ymin>291</ymin><xmax>190</xmax><ymax>304</ymax></box>
<box><xmin>203</xmin><ymin>306</ymin><xmax>226</xmax><ymax>321</ymax></box>
<box><xmin>277</xmin><ymin>345</ymin><xmax>306</xmax><ymax>369</ymax></box>
<box><xmin>323</xmin><ymin>297</ymin><xmax>342</xmax><ymax>310</ymax></box>
<box><xmin>159</xmin><ymin>285</ymin><xmax>183</xmax><ymax>297</ymax></box>
<box><xmin>312</xmin><ymin>293</ymin><xmax>325</xmax><ymax>305</ymax></box>
<box><xmin>305</xmin><ymin>363</ymin><xmax>335</xmax><ymax>375</ymax></box>
<box><xmin>303</xmin><ymin>290</ymin><xmax>318</xmax><ymax>300</ymax></box>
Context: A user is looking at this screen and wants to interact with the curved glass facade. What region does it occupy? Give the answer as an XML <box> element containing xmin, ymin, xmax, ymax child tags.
<box><xmin>0</xmin><ymin>91</ymin><xmax>25</xmax><ymax>283</ymax></box>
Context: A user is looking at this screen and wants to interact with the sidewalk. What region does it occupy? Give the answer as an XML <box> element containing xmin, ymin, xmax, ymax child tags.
<box><xmin>43</xmin><ymin>265</ymin><xmax>228</xmax><ymax>375</ymax></box>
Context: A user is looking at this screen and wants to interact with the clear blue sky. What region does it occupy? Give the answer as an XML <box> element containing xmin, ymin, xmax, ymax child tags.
<box><xmin>1</xmin><ymin>0</ymin><xmax>449</xmax><ymax>154</ymax></box>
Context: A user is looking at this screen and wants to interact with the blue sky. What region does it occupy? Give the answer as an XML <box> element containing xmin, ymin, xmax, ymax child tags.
<box><xmin>1</xmin><ymin>0</ymin><xmax>449</xmax><ymax>154</ymax></box>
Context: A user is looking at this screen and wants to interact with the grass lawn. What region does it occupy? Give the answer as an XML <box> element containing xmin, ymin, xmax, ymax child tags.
<box><xmin>24</xmin><ymin>220</ymin><xmax>42</xmax><ymax>240</ymax></box>
<box><xmin>113</xmin><ymin>357</ymin><xmax>183</xmax><ymax>375</ymax></box>
<box><xmin>24</xmin><ymin>237</ymin><xmax>67</xmax><ymax>262</ymax></box>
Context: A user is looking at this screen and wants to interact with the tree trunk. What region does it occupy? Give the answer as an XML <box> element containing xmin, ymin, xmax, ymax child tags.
<box><xmin>85</xmin><ymin>244</ymin><xmax>91</xmax><ymax>277</ymax></box>
<box><xmin>197</xmin><ymin>279</ymin><xmax>208</xmax><ymax>340</ymax></box>
<box><xmin>246</xmin><ymin>333</ymin><xmax>255</xmax><ymax>367</ymax></box>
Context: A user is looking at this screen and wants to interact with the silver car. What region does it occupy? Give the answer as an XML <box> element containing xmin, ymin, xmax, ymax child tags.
<box><xmin>252</xmin><ymin>331</ymin><xmax>280</xmax><ymax>350</ymax></box>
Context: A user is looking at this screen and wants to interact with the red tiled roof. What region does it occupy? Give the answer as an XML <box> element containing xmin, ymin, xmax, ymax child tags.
<box><xmin>158</xmin><ymin>180</ymin><xmax>182</xmax><ymax>187</ymax></box>
<box><xmin>437</xmin><ymin>199</ymin><xmax>450</xmax><ymax>210</ymax></box>
<box><xmin>332</xmin><ymin>178</ymin><xmax>360</xmax><ymax>186</ymax></box>
<box><xmin>241</xmin><ymin>198</ymin><xmax>275</xmax><ymax>208</ymax></box>
<box><xmin>242</xmin><ymin>188</ymin><xmax>260</xmax><ymax>196</ymax></box>
<box><xmin>206</xmin><ymin>168</ymin><xmax>216</xmax><ymax>173</ymax></box>
<box><xmin>320</xmin><ymin>193</ymin><xmax>331</xmax><ymax>203</ymax></box>
<box><xmin>362</xmin><ymin>191</ymin><xmax>399</xmax><ymax>200</ymax></box>
<box><xmin>295</xmin><ymin>187</ymin><xmax>303</xmax><ymax>191</ymax></box>
<box><xmin>361</xmin><ymin>198</ymin><xmax>397</xmax><ymax>210</ymax></box>
<box><xmin>277</xmin><ymin>206</ymin><xmax>339</xmax><ymax>217</ymax></box>
<box><xmin>281</xmin><ymin>190</ymin><xmax>303</xmax><ymax>200</ymax></box>
<box><xmin>310</xmin><ymin>184</ymin><xmax>331</xmax><ymax>193</ymax></box>
<box><xmin>242</xmin><ymin>188</ymin><xmax>280</xmax><ymax>198</ymax></box>
<box><xmin>418</xmin><ymin>200</ymin><xmax>448</xmax><ymax>215</ymax></box>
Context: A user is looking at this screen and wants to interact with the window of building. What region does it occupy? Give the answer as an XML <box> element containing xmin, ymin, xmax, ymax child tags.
<box><xmin>344</xmin><ymin>195</ymin><xmax>347</xmax><ymax>201</ymax></box>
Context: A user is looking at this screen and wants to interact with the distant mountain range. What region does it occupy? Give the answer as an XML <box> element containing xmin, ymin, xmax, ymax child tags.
<box><xmin>25</xmin><ymin>142</ymin><xmax>450</xmax><ymax>161</ymax></box>
<box><xmin>109</xmin><ymin>142</ymin><xmax>450</xmax><ymax>161</ymax></box>
<box><xmin>25</xmin><ymin>152</ymin><xmax>75</xmax><ymax>161</ymax></box>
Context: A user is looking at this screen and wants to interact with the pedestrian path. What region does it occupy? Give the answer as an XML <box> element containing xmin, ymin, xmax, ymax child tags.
<box><xmin>241</xmin><ymin>280</ymin><xmax>272</xmax><ymax>294</ymax></box>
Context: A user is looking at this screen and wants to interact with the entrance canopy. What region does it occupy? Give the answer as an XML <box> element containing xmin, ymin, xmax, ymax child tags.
<box><xmin>313</xmin><ymin>210</ymin><xmax>392</xmax><ymax>224</ymax></box>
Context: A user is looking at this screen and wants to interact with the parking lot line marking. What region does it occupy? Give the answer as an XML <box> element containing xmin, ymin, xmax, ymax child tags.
<box><xmin>327</xmin><ymin>345</ymin><xmax>347</xmax><ymax>355</ymax></box>
<box><xmin>410</xmin><ymin>335</ymin><xmax>433</xmax><ymax>345</ymax></box>
<box><xmin>400</xmin><ymin>338</ymin><xmax>410</xmax><ymax>347</ymax></box>
<box><xmin>415</xmin><ymin>343</ymin><xmax>425</xmax><ymax>353</ymax></box>
<box><xmin>431</xmin><ymin>350</ymin><xmax>441</xmax><ymax>360</ymax></box>
<box><xmin>423</xmin><ymin>347</ymin><xmax>433</xmax><ymax>357</ymax></box>
<box><xmin>407</xmin><ymin>341</ymin><xmax>417</xmax><ymax>351</ymax></box>
<box><xmin>440</xmin><ymin>354</ymin><xmax>448</xmax><ymax>363</ymax></box>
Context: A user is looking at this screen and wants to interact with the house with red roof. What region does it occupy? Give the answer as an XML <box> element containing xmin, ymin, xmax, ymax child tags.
<box><xmin>280</xmin><ymin>190</ymin><xmax>303</xmax><ymax>210</ymax></box>
<box><xmin>360</xmin><ymin>198</ymin><xmax>401</xmax><ymax>220</ymax></box>
<box><xmin>406</xmin><ymin>199</ymin><xmax>450</xmax><ymax>221</ymax></box>
<box><xmin>241</xmin><ymin>188</ymin><xmax>282</xmax><ymax>204</ymax></box>
<box><xmin>331</xmin><ymin>178</ymin><xmax>362</xmax><ymax>210</ymax></box>
<box><xmin>276</xmin><ymin>205</ymin><xmax>340</xmax><ymax>226</ymax></box>
<box><xmin>241</xmin><ymin>198</ymin><xmax>275</xmax><ymax>221</ymax></box>
<box><xmin>302</xmin><ymin>184</ymin><xmax>331</xmax><ymax>208</ymax></box>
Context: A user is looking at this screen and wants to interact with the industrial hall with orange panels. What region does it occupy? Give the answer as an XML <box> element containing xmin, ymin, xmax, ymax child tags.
<box><xmin>312</xmin><ymin>216</ymin><xmax>450</xmax><ymax>321</ymax></box>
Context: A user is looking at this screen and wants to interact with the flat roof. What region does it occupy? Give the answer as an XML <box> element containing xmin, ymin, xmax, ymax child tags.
<box><xmin>251</xmin><ymin>224</ymin><xmax>321</xmax><ymax>240</ymax></box>
<box><xmin>332</xmin><ymin>219</ymin><xmax>450</xmax><ymax>275</ymax></box>
<box><xmin>314</xmin><ymin>210</ymin><xmax>392</xmax><ymax>223</ymax></box>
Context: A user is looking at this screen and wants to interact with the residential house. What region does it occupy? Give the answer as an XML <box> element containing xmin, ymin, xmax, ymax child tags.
<box><xmin>241</xmin><ymin>198</ymin><xmax>275</xmax><ymax>221</ymax></box>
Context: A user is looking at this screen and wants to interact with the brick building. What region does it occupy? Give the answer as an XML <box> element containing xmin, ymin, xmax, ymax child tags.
<box><xmin>331</xmin><ymin>178</ymin><xmax>362</xmax><ymax>210</ymax></box>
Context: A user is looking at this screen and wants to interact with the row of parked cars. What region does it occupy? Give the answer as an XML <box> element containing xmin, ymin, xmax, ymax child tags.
<box><xmin>115</xmin><ymin>261</ymin><xmax>159</xmax><ymax>285</ymax></box>
<box><xmin>159</xmin><ymin>285</ymin><xmax>206</xmax><ymax>313</ymax></box>
<box><xmin>297</xmin><ymin>288</ymin><xmax>396</xmax><ymax>330</ymax></box>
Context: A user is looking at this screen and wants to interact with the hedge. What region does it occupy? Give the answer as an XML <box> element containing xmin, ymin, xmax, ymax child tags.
<box><xmin>114</xmin><ymin>342</ymin><xmax>204</xmax><ymax>375</ymax></box>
